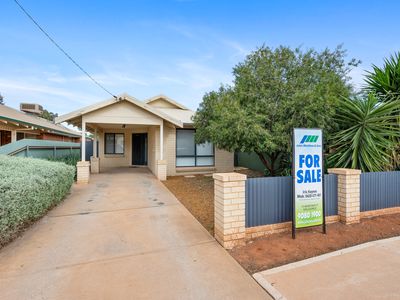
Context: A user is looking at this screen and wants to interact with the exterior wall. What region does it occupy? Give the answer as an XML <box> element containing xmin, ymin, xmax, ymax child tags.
<box><xmin>98</xmin><ymin>127</ymin><xmax>150</xmax><ymax>170</ymax></box>
<box><xmin>147</xmin><ymin>126</ymin><xmax>159</xmax><ymax>175</ymax></box>
<box><xmin>165</xmin><ymin>123</ymin><xmax>176</xmax><ymax>176</ymax></box>
<box><xmin>94</xmin><ymin>124</ymin><xmax>235</xmax><ymax>176</ymax></box>
<box><xmin>0</xmin><ymin>122</ymin><xmax>78</xmax><ymax>146</ymax></box>
<box><xmin>165</xmin><ymin>127</ymin><xmax>234</xmax><ymax>176</ymax></box>
<box><xmin>83</xmin><ymin>101</ymin><xmax>162</xmax><ymax>126</ymax></box>
<box><xmin>39</xmin><ymin>133</ymin><xmax>79</xmax><ymax>142</ymax></box>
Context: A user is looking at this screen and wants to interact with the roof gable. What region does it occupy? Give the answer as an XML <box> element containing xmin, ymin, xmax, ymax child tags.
<box><xmin>56</xmin><ymin>93</ymin><xmax>183</xmax><ymax>127</ymax></box>
<box><xmin>145</xmin><ymin>94</ymin><xmax>189</xmax><ymax>110</ymax></box>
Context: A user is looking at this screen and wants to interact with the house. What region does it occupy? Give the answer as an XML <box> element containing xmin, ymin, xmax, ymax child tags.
<box><xmin>0</xmin><ymin>103</ymin><xmax>80</xmax><ymax>146</ymax></box>
<box><xmin>55</xmin><ymin>93</ymin><xmax>234</xmax><ymax>182</ymax></box>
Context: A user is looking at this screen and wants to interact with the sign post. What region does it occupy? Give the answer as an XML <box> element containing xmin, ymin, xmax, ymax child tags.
<box><xmin>292</xmin><ymin>128</ymin><xmax>326</xmax><ymax>239</ymax></box>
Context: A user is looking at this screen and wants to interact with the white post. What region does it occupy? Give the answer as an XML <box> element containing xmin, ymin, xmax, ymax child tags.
<box><xmin>11</xmin><ymin>130</ymin><xmax>17</xmax><ymax>143</ymax></box>
<box><xmin>160</xmin><ymin>122</ymin><xmax>164</xmax><ymax>160</ymax></box>
<box><xmin>81</xmin><ymin>121</ymin><xmax>86</xmax><ymax>161</ymax></box>
<box><xmin>93</xmin><ymin>127</ymin><xmax>97</xmax><ymax>158</ymax></box>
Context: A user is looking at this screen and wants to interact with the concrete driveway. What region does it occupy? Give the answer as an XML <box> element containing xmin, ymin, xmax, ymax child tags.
<box><xmin>0</xmin><ymin>168</ymin><xmax>268</xmax><ymax>300</ymax></box>
<box><xmin>254</xmin><ymin>237</ymin><xmax>400</xmax><ymax>300</ymax></box>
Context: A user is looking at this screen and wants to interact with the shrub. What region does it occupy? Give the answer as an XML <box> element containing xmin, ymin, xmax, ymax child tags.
<box><xmin>47</xmin><ymin>153</ymin><xmax>80</xmax><ymax>178</ymax></box>
<box><xmin>0</xmin><ymin>155</ymin><xmax>75</xmax><ymax>247</ymax></box>
<box><xmin>47</xmin><ymin>153</ymin><xmax>80</xmax><ymax>167</ymax></box>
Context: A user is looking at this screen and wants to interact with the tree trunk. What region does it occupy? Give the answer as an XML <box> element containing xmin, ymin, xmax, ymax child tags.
<box><xmin>256</xmin><ymin>151</ymin><xmax>274</xmax><ymax>176</ymax></box>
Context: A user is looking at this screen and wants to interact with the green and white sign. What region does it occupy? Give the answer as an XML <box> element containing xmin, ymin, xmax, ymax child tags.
<box><xmin>293</xmin><ymin>128</ymin><xmax>324</xmax><ymax>229</ymax></box>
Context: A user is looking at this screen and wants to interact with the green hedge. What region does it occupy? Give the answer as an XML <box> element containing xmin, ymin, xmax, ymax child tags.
<box><xmin>0</xmin><ymin>155</ymin><xmax>75</xmax><ymax>247</ymax></box>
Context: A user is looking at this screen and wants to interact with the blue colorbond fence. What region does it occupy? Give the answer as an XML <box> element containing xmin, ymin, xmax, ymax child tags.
<box><xmin>360</xmin><ymin>171</ymin><xmax>400</xmax><ymax>212</ymax></box>
<box><xmin>245</xmin><ymin>174</ymin><xmax>338</xmax><ymax>227</ymax></box>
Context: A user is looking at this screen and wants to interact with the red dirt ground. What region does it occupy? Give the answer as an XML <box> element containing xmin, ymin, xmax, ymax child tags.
<box><xmin>163</xmin><ymin>171</ymin><xmax>400</xmax><ymax>275</ymax></box>
<box><xmin>163</xmin><ymin>169</ymin><xmax>263</xmax><ymax>235</ymax></box>
<box><xmin>230</xmin><ymin>213</ymin><xmax>400</xmax><ymax>273</ymax></box>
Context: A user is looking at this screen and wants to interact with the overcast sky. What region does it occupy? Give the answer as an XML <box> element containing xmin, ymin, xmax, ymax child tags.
<box><xmin>1</xmin><ymin>0</ymin><xmax>399</xmax><ymax>114</ymax></box>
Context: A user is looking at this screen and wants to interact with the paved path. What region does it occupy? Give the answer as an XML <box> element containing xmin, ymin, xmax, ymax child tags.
<box><xmin>254</xmin><ymin>237</ymin><xmax>400</xmax><ymax>300</ymax></box>
<box><xmin>0</xmin><ymin>168</ymin><xmax>268</xmax><ymax>300</ymax></box>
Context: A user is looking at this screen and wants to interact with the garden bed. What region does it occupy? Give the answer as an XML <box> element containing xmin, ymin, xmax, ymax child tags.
<box><xmin>163</xmin><ymin>169</ymin><xmax>263</xmax><ymax>235</ymax></box>
<box><xmin>230</xmin><ymin>213</ymin><xmax>400</xmax><ymax>274</ymax></box>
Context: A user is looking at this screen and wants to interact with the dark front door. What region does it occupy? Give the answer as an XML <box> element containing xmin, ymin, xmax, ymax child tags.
<box><xmin>132</xmin><ymin>133</ymin><xmax>148</xmax><ymax>165</ymax></box>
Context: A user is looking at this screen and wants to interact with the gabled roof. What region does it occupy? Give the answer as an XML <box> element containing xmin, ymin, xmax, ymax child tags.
<box><xmin>0</xmin><ymin>104</ymin><xmax>80</xmax><ymax>137</ymax></box>
<box><xmin>55</xmin><ymin>93</ymin><xmax>184</xmax><ymax>127</ymax></box>
<box><xmin>145</xmin><ymin>94</ymin><xmax>189</xmax><ymax>110</ymax></box>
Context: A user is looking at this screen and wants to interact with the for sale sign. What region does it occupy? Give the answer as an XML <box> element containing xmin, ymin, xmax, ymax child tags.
<box><xmin>292</xmin><ymin>128</ymin><xmax>324</xmax><ymax>230</ymax></box>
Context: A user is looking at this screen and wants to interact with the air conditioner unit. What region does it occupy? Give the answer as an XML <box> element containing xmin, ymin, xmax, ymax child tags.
<box><xmin>20</xmin><ymin>103</ymin><xmax>44</xmax><ymax>115</ymax></box>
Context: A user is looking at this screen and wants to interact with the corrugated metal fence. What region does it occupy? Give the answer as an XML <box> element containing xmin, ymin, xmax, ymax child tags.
<box><xmin>245</xmin><ymin>174</ymin><xmax>338</xmax><ymax>227</ymax></box>
<box><xmin>360</xmin><ymin>171</ymin><xmax>400</xmax><ymax>212</ymax></box>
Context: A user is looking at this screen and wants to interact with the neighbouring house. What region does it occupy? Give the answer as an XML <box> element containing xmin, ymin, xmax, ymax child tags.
<box><xmin>0</xmin><ymin>103</ymin><xmax>80</xmax><ymax>146</ymax></box>
<box><xmin>55</xmin><ymin>93</ymin><xmax>234</xmax><ymax>181</ymax></box>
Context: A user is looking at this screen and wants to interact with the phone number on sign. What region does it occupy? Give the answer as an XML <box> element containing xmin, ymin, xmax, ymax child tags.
<box><xmin>297</xmin><ymin>211</ymin><xmax>321</xmax><ymax>219</ymax></box>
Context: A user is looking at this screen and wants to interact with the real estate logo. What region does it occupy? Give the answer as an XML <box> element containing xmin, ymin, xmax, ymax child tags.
<box><xmin>300</xmin><ymin>135</ymin><xmax>319</xmax><ymax>144</ymax></box>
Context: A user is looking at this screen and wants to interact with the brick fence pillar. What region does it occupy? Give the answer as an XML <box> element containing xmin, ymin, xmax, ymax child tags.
<box><xmin>213</xmin><ymin>172</ymin><xmax>246</xmax><ymax>249</ymax></box>
<box><xmin>328</xmin><ymin>168</ymin><xmax>361</xmax><ymax>224</ymax></box>
<box><xmin>77</xmin><ymin>161</ymin><xmax>90</xmax><ymax>184</ymax></box>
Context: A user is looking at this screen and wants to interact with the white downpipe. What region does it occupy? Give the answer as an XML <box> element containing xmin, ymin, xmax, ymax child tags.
<box><xmin>81</xmin><ymin>121</ymin><xmax>86</xmax><ymax>161</ymax></box>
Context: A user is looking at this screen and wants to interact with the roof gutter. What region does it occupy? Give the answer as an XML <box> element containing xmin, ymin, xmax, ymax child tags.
<box><xmin>0</xmin><ymin>116</ymin><xmax>80</xmax><ymax>137</ymax></box>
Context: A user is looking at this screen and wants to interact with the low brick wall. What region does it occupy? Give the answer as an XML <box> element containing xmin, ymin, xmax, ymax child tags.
<box><xmin>245</xmin><ymin>216</ymin><xmax>340</xmax><ymax>239</ymax></box>
<box><xmin>360</xmin><ymin>207</ymin><xmax>400</xmax><ymax>218</ymax></box>
<box><xmin>213</xmin><ymin>168</ymin><xmax>400</xmax><ymax>249</ymax></box>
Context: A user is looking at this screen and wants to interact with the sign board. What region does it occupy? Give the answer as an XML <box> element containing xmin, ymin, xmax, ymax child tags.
<box><xmin>292</xmin><ymin>128</ymin><xmax>325</xmax><ymax>234</ymax></box>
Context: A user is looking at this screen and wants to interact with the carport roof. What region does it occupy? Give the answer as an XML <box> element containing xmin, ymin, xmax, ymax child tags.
<box><xmin>55</xmin><ymin>93</ymin><xmax>184</xmax><ymax>128</ymax></box>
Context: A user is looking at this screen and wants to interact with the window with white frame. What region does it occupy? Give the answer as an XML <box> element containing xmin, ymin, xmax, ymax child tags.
<box><xmin>176</xmin><ymin>129</ymin><xmax>214</xmax><ymax>167</ymax></box>
<box><xmin>104</xmin><ymin>133</ymin><xmax>124</xmax><ymax>154</ymax></box>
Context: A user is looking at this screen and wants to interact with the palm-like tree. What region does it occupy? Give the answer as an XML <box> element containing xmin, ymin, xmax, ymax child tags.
<box><xmin>365</xmin><ymin>52</ymin><xmax>400</xmax><ymax>101</ymax></box>
<box><xmin>328</xmin><ymin>93</ymin><xmax>400</xmax><ymax>172</ymax></box>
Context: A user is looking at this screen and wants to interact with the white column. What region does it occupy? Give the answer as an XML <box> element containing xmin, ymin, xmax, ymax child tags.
<box><xmin>11</xmin><ymin>130</ymin><xmax>17</xmax><ymax>143</ymax></box>
<box><xmin>160</xmin><ymin>122</ymin><xmax>164</xmax><ymax>160</ymax></box>
<box><xmin>81</xmin><ymin>121</ymin><xmax>86</xmax><ymax>161</ymax></box>
<box><xmin>93</xmin><ymin>127</ymin><xmax>97</xmax><ymax>158</ymax></box>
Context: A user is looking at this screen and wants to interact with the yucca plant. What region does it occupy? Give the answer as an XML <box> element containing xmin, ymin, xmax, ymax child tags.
<box><xmin>364</xmin><ymin>52</ymin><xmax>400</xmax><ymax>168</ymax></box>
<box><xmin>365</xmin><ymin>52</ymin><xmax>400</xmax><ymax>102</ymax></box>
<box><xmin>328</xmin><ymin>93</ymin><xmax>400</xmax><ymax>172</ymax></box>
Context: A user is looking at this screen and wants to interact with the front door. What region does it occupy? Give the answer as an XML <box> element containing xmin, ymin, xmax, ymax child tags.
<box><xmin>132</xmin><ymin>133</ymin><xmax>148</xmax><ymax>165</ymax></box>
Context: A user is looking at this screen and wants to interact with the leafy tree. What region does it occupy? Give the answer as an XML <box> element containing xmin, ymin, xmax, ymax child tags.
<box><xmin>365</xmin><ymin>52</ymin><xmax>400</xmax><ymax>102</ymax></box>
<box><xmin>40</xmin><ymin>109</ymin><xmax>58</xmax><ymax>122</ymax></box>
<box><xmin>0</xmin><ymin>93</ymin><xmax>4</xmax><ymax>105</ymax></box>
<box><xmin>193</xmin><ymin>45</ymin><xmax>359</xmax><ymax>176</ymax></box>
<box><xmin>328</xmin><ymin>94</ymin><xmax>400</xmax><ymax>172</ymax></box>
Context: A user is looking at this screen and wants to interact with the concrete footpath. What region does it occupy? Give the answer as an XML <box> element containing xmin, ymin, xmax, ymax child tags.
<box><xmin>254</xmin><ymin>236</ymin><xmax>400</xmax><ymax>300</ymax></box>
<box><xmin>0</xmin><ymin>168</ymin><xmax>268</xmax><ymax>300</ymax></box>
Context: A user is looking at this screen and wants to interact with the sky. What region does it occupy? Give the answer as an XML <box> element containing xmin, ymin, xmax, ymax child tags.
<box><xmin>1</xmin><ymin>0</ymin><xmax>399</xmax><ymax>114</ymax></box>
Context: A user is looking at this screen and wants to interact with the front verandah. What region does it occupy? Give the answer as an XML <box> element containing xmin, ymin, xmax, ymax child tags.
<box><xmin>77</xmin><ymin>121</ymin><xmax>167</xmax><ymax>183</ymax></box>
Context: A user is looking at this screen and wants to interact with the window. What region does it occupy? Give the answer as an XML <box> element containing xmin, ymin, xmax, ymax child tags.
<box><xmin>17</xmin><ymin>132</ymin><xmax>25</xmax><ymax>141</ymax></box>
<box><xmin>105</xmin><ymin>133</ymin><xmax>124</xmax><ymax>154</ymax></box>
<box><xmin>176</xmin><ymin>129</ymin><xmax>214</xmax><ymax>167</ymax></box>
